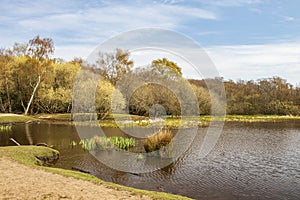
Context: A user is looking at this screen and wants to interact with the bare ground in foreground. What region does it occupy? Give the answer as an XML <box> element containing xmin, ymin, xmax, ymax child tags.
<box><xmin>0</xmin><ymin>158</ymin><xmax>151</xmax><ymax>200</ymax></box>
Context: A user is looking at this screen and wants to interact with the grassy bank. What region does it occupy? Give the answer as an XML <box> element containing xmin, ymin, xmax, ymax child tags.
<box><xmin>200</xmin><ymin>115</ymin><xmax>300</xmax><ymax>122</ymax></box>
<box><xmin>0</xmin><ymin>114</ymin><xmax>37</xmax><ymax>123</ymax></box>
<box><xmin>0</xmin><ymin>146</ymin><xmax>191</xmax><ymax>200</ymax></box>
<box><xmin>0</xmin><ymin>146</ymin><xmax>59</xmax><ymax>166</ymax></box>
<box><xmin>2</xmin><ymin>113</ymin><xmax>300</xmax><ymax>127</ymax></box>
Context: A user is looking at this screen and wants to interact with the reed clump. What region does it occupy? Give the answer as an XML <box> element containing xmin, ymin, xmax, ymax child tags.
<box><xmin>142</xmin><ymin>129</ymin><xmax>173</xmax><ymax>153</ymax></box>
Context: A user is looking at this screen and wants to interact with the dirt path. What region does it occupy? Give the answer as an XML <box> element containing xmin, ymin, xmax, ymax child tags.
<box><xmin>0</xmin><ymin>158</ymin><xmax>151</xmax><ymax>200</ymax></box>
<box><xmin>0</xmin><ymin>113</ymin><xmax>20</xmax><ymax>117</ymax></box>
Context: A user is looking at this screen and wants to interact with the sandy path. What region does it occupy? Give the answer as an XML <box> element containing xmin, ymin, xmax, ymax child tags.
<box><xmin>0</xmin><ymin>113</ymin><xmax>20</xmax><ymax>117</ymax></box>
<box><xmin>0</xmin><ymin>158</ymin><xmax>151</xmax><ymax>200</ymax></box>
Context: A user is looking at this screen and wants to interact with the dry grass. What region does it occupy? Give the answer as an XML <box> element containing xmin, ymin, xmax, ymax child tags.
<box><xmin>142</xmin><ymin>129</ymin><xmax>173</xmax><ymax>153</ymax></box>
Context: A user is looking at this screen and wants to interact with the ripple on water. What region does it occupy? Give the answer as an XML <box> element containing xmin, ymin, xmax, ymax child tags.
<box><xmin>3</xmin><ymin>121</ymin><xmax>300</xmax><ymax>200</ymax></box>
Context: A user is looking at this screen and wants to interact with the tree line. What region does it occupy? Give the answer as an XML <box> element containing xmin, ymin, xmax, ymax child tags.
<box><xmin>1</xmin><ymin>36</ymin><xmax>300</xmax><ymax>117</ymax></box>
<box><xmin>190</xmin><ymin>77</ymin><xmax>300</xmax><ymax>115</ymax></box>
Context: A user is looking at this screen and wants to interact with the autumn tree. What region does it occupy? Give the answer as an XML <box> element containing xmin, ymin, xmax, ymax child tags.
<box><xmin>23</xmin><ymin>35</ymin><xmax>55</xmax><ymax>114</ymax></box>
<box><xmin>27</xmin><ymin>35</ymin><xmax>54</xmax><ymax>61</ymax></box>
<box><xmin>38</xmin><ymin>62</ymin><xmax>80</xmax><ymax>113</ymax></box>
<box><xmin>96</xmin><ymin>80</ymin><xmax>125</xmax><ymax>119</ymax></box>
<box><xmin>0</xmin><ymin>49</ymin><xmax>14</xmax><ymax>112</ymax></box>
<box><xmin>151</xmin><ymin>58</ymin><xmax>182</xmax><ymax>80</ymax></box>
<box><xmin>96</xmin><ymin>48</ymin><xmax>133</xmax><ymax>85</ymax></box>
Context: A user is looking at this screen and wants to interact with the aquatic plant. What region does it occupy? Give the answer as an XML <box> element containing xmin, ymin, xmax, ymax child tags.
<box><xmin>136</xmin><ymin>153</ymin><xmax>143</xmax><ymax>161</ymax></box>
<box><xmin>0</xmin><ymin>125</ymin><xmax>12</xmax><ymax>131</ymax></box>
<box><xmin>70</xmin><ymin>141</ymin><xmax>77</xmax><ymax>147</ymax></box>
<box><xmin>109</xmin><ymin>137</ymin><xmax>135</xmax><ymax>150</ymax></box>
<box><xmin>79</xmin><ymin>138</ymin><xmax>99</xmax><ymax>151</ymax></box>
<box><xmin>78</xmin><ymin>136</ymin><xmax>136</xmax><ymax>151</ymax></box>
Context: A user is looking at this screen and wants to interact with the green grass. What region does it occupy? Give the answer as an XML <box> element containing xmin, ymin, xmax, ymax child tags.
<box><xmin>0</xmin><ymin>146</ymin><xmax>191</xmax><ymax>200</ymax></box>
<box><xmin>0</xmin><ymin>115</ymin><xmax>37</xmax><ymax>123</ymax></box>
<box><xmin>0</xmin><ymin>146</ymin><xmax>59</xmax><ymax>166</ymax></box>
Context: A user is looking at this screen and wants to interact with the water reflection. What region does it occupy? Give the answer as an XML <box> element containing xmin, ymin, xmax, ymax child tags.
<box><xmin>0</xmin><ymin>121</ymin><xmax>299</xmax><ymax>199</ymax></box>
<box><xmin>25</xmin><ymin>123</ymin><xmax>33</xmax><ymax>145</ymax></box>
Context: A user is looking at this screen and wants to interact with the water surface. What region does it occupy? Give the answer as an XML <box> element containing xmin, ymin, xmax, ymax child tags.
<box><xmin>0</xmin><ymin>121</ymin><xmax>299</xmax><ymax>199</ymax></box>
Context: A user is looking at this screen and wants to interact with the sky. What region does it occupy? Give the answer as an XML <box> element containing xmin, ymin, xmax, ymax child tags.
<box><xmin>0</xmin><ymin>0</ymin><xmax>300</xmax><ymax>85</ymax></box>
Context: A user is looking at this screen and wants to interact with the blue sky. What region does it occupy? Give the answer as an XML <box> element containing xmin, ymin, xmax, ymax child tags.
<box><xmin>1</xmin><ymin>0</ymin><xmax>300</xmax><ymax>85</ymax></box>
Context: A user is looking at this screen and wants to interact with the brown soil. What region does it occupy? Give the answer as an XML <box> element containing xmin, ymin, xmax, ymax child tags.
<box><xmin>0</xmin><ymin>158</ymin><xmax>151</xmax><ymax>200</ymax></box>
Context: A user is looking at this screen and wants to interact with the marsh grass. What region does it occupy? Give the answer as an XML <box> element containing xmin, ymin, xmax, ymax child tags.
<box><xmin>142</xmin><ymin>129</ymin><xmax>173</xmax><ymax>155</ymax></box>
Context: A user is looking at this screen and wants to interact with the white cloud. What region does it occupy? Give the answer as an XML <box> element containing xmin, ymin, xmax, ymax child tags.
<box><xmin>283</xmin><ymin>16</ymin><xmax>295</xmax><ymax>21</ymax></box>
<box><xmin>54</xmin><ymin>44</ymin><xmax>95</xmax><ymax>61</ymax></box>
<box><xmin>0</xmin><ymin>0</ymin><xmax>217</xmax><ymax>49</ymax></box>
<box><xmin>191</xmin><ymin>0</ymin><xmax>262</xmax><ymax>7</ymax></box>
<box><xmin>206</xmin><ymin>41</ymin><xmax>300</xmax><ymax>85</ymax></box>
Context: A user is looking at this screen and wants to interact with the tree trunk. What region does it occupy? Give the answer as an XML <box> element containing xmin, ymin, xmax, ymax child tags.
<box><xmin>25</xmin><ymin>76</ymin><xmax>41</xmax><ymax>115</ymax></box>
<box><xmin>0</xmin><ymin>97</ymin><xmax>5</xmax><ymax>112</ymax></box>
<box><xmin>5</xmin><ymin>74</ymin><xmax>12</xmax><ymax>113</ymax></box>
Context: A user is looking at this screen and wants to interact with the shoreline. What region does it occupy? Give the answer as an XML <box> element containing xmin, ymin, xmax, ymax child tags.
<box><xmin>1</xmin><ymin>113</ymin><xmax>300</xmax><ymax>126</ymax></box>
<box><xmin>0</xmin><ymin>146</ymin><xmax>191</xmax><ymax>200</ymax></box>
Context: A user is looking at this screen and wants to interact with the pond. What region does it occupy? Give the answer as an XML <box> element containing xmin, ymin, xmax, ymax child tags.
<box><xmin>0</xmin><ymin>121</ymin><xmax>299</xmax><ymax>199</ymax></box>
